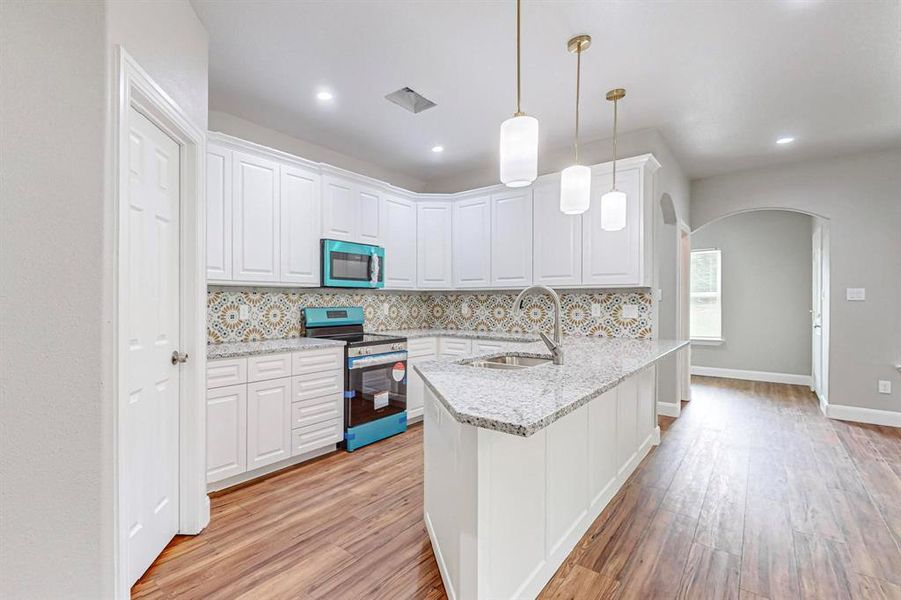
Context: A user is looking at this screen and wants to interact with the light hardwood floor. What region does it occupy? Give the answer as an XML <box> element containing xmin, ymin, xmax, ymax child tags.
<box><xmin>133</xmin><ymin>377</ymin><xmax>901</xmax><ymax>599</ymax></box>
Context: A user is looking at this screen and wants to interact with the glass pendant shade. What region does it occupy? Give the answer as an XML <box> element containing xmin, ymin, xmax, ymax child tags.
<box><xmin>499</xmin><ymin>114</ymin><xmax>539</xmax><ymax>188</ymax></box>
<box><xmin>559</xmin><ymin>165</ymin><xmax>591</xmax><ymax>214</ymax></box>
<box><xmin>600</xmin><ymin>189</ymin><xmax>627</xmax><ymax>231</ymax></box>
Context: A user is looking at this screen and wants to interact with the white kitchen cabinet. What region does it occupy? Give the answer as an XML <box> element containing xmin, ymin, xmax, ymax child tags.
<box><xmin>491</xmin><ymin>189</ymin><xmax>532</xmax><ymax>287</ymax></box>
<box><xmin>453</xmin><ymin>195</ymin><xmax>491</xmax><ymax>288</ymax></box>
<box><xmin>582</xmin><ymin>166</ymin><xmax>644</xmax><ymax>286</ymax></box>
<box><xmin>438</xmin><ymin>337</ymin><xmax>473</xmax><ymax>357</ymax></box>
<box><xmin>279</xmin><ymin>163</ymin><xmax>320</xmax><ymax>285</ymax></box>
<box><xmin>382</xmin><ymin>194</ymin><xmax>417</xmax><ymax>288</ymax></box>
<box><xmin>206</xmin><ymin>143</ymin><xmax>232</xmax><ymax>280</ymax></box>
<box><xmin>473</xmin><ymin>340</ymin><xmax>510</xmax><ymax>355</ymax></box>
<box><xmin>321</xmin><ymin>174</ymin><xmax>382</xmax><ymax>244</ymax></box>
<box><xmin>417</xmin><ymin>202</ymin><xmax>454</xmax><ymax>289</ymax></box>
<box><xmin>292</xmin><ymin>419</ymin><xmax>343</xmax><ymax>456</ymax></box>
<box><xmin>406</xmin><ymin>336</ymin><xmax>438</xmax><ymax>421</ymax></box>
<box><xmin>246</xmin><ymin>377</ymin><xmax>292</xmax><ymax>470</ymax></box>
<box><xmin>232</xmin><ymin>151</ymin><xmax>280</xmax><ymax>282</ymax></box>
<box><xmin>206</xmin><ymin>384</ymin><xmax>247</xmax><ymax>483</ymax></box>
<box><xmin>358</xmin><ymin>185</ymin><xmax>382</xmax><ymax>244</ymax></box>
<box><xmin>533</xmin><ymin>179</ymin><xmax>582</xmax><ymax>286</ymax></box>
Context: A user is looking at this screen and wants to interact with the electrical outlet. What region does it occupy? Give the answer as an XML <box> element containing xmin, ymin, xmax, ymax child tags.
<box><xmin>382</xmin><ymin>303</ymin><xmax>390</xmax><ymax>316</ymax></box>
<box><xmin>846</xmin><ymin>288</ymin><xmax>866</xmax><ymax>301</ymax></box>
<box><xmin>239</xmin><ymin>305</ymin><xmax>250</xmax><ymax>321</ymax></box>
<box><xmin>878</xmin><ymin>380</ymin><xmax>892</xmax><ymax>394</ymax></box>
<box><xmin>591</xmin><ymin>303</ymin><xmax>602</xmax><ymax>318</ymax></box>
<box><xmin>621</xmin><ymin>304</ymin><xmax>640</xmax><ymax>319</ymax></box>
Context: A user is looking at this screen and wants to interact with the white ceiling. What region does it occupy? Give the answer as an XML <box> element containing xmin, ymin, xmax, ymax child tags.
<box><xmin>192</xmin><ymin>0</ymin><xmax>901</xmax><ymax>186</ymax></box>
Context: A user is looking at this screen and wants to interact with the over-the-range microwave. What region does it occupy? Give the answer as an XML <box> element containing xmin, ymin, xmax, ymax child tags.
<box><xmin>321</xmin><ymin>239</ymin><xmax>385</xmax><ymax>289</ymax></box>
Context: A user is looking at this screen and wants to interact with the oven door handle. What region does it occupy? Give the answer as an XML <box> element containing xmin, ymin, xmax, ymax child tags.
<box><xmin>347</xmin><ymin>352</ymin><xmax>407</xmax><ymax>370</ymax></box>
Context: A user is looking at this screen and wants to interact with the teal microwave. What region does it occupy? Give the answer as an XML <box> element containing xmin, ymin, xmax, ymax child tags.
<box><xmin>321</xmin><ymin>239</ymin><xmax>385</xmax><ymax>289</ymax></box>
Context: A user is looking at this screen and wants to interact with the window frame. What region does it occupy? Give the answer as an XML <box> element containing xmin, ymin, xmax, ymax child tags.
<box><xmin>689</xmin><ymin>248</ymin><xmax>724</xmax><ymax>343</ymax></box>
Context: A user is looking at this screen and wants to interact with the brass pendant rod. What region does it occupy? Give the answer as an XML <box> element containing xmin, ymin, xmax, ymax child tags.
<box><xmin>612</xmin><ymin>96</ymin><xmax>618</xmax><ymax>189</ymax></box>
<box><xmin>575</xmin><ymin>47</ymin><xmax>581</xmax><ymax>163</ymax></box>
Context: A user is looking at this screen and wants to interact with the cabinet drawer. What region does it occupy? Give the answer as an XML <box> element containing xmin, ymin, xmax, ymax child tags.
<box><xmin>291</xmin><ymin>393</ymin><xmax>343</xmax><ymax>429</ymax></box>
<box><xmin>438</xmin><ymin>337</ymin><xmax>473</xmax><ymax>357</ymax></box>
<box><xmin>207</xmin><ymin>358</ymin><xmax>247</xmax><ymax>389</ymax></box>
<box><xmin>292</xmin><ymin>347</ymin><xmax>344</xmax><ymax>375</ymax></box>
<box><xmin>247</xmin><ymin>353</ymin><xmax>292</xmax><ymax>382</ymax></box>
<box><xmin>292</xmin><ymin>371</ymin><xmax>343</xmax><ymax>402</ymax></box>
<box><xmin>473</xmin><ymin>341</ymin><xmax>508</xmax><ymax>355</ymax></box>
<box><xmin>407</xmin><ymin>337</ymin><xmax>438</xmax><ymax>358</ymax></box>
<box><xmin>292</xmin><ymin>419</ymin><xmax>343</xmax><ymax>456</ymax></box>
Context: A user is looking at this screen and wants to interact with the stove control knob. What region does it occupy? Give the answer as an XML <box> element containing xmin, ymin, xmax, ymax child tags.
<box><xmin>362</xmin><ymin>347</ymin><xmax>371</xmax><ymax>355</ymax></box>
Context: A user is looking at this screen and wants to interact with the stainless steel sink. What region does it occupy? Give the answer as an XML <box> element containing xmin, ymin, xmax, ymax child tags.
<box><xmin>464</xmin><ymin>354</ymin><xmax>553</xmax><ymax>370</ymax></box>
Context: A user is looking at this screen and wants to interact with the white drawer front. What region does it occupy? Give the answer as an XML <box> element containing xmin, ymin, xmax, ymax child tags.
<box><xmin>438</xmin><ymin>337</ymin><xmax>473</xmax><ymax>356</ymax></box>
<box><xmin>291</xmin><ymin>393</ymin><xmax>343</xmax><ymax>429</ymax></box>
<box><xmin>207</xmin><ymin>358</ymin><xmax>248</xmax><ymax>389</ymax></box>
<box><xmin>407</xmin><ymin>337</ymin><xmax>438</xmax><ymax>358</ymax></box>
<box><xmin>292</xmin><ymin>347</ymin><xmax>344</xmax><ymax>375</ymax></box>
<box><xmin>292</xmin><ymin>419</ymin><xmax>342</xmax><ymax>456</ymax></box>
<box><xmin>473</xmin><ymin>341</ymin><xmax>508</xmax><ymax>355</ymax></box>
<box><xmin>247</xmin><ymin>353</ymin><xmax>292</xmax><ymax>382</ymax></box>
<box><xmin>292</xmin><ymin>371</ymin><xmax>343</xmax><ymax>402</ymax></box>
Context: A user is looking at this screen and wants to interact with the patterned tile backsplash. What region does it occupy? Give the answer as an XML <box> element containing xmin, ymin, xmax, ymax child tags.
<box><xmin>208</xmin><ymin>287</ymin><xmax>653</xmax><ymax>344</ymax></box>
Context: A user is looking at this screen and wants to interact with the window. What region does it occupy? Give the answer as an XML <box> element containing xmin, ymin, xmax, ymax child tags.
<box><xmin>690</xmin><ymin>249</ymin><xmax>722</xmax><ymax>341</ymax></box>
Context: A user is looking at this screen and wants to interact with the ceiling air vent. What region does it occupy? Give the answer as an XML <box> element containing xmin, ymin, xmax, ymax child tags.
<box><xmin>385</xmin><ymin>87</ymin><xmax>436</xmax><ymax>114</ymax></box>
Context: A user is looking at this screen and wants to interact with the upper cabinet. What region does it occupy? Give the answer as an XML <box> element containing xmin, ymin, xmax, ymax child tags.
<box><xmin>382</xmin><ymin>194</ymin><xmax>417</xmax><ymax>289</ymax></box>
<box><xmin>232</xmin><ymin>151</ymin><xmax>280</xmax><ymax>282</ymax></box>
<box><xmin>533</xmin><ymin>179</ymin><xmax>582</xmax><ymax>287</ymax></box>
<box><xmin>453</xmin><ymin>195</ymin><xmax>491</xmax><ymax>288</ymax></box>
<box><xmin>321</xmin><ymin>173</ymin><xmax>381</xmax><ymax>245</ymax></box>
<box><xmin>279</xmin><ymin>164</ymin><xmax>320</xmax><ymax>286</ymax></box>
<box><xmin>206</xmin><ymin>143</ymin><xmax>232</xmax><ymax>280</ymax></box>
<box><xmin>417</xmin><ymin>201</ymin><xmax>453</xmax><ymax>289</ymax></box>
<box><xmin>490</xmin><ymin>189</ymin><xmax>532</xmax><ymax>287</ymax></box>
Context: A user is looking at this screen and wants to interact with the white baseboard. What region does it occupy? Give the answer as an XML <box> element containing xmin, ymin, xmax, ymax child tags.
<box><xmin>826</xmin><ymin>404</ymin><xmax>901</xmax><ymax>428</ymax></box>
<box><xmin>657</xmin><ymin>402</ymin><xmax>681</xmax><ymax>417</ymax></box>
<box><xmin>690</xmin><ymin>366</ymin><xmax>811</xmax><ymax>387</ymax></box>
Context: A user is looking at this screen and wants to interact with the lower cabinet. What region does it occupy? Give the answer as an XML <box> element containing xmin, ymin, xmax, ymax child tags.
<box><xmin>206</xmin><ymin>384</ymin><xmax>247</xmax><ymax>483</ymax></box>
<box><xmin>246</xmin><ymin>377</ymin><xmax>292</xmax><ymax>470</ymax></box>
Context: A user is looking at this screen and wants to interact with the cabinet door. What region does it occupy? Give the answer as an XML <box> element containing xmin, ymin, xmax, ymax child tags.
<box><xmin>280</xmin><ymin>164</ymin><xmax>320</xmax><ymax>285</ymax></box>
<box><xmin>358</xmin><ymin>186</ymin><xmax>381</xmax><ymax>244</ymax></box>
<box><xmin>206</xmin><ymin>384</ymin><xmax>246</xmax><ymax>483</ymax></box>
<box><xmin>383</xmin><ymin>195</ymin><xmax>417</xmax><ymax>288</ymax></box>
<box><xmin>491</xmin><ymin>189</ymin><xmax>532</xmax><ymax>287</ymax></box>
<box><xmin>453</xmin><ymin>195</ymin><xmax>491</xmax><ymax>288</ymax></box>
<box><xmin>206</xmin><ymin>144</ymin><xmax>232</xmax><ymax>280</ymax></box>
<box><xmin>406</xmin><ymin>357</ymin><xmax>430</xmax><ymax>421</ymax></box>
<box><xmin>321</xmin><ymin>175</ymin><xmax>356</xmax><ymax>241</ymax></box>
<box><xmin>533</xmin><ymin>180</ymin><xmax>582</xmax><ymax>286</ymax></box>
<box><xmin>246</xmin><ymin>377</ymin><xmax>291</xmax><ymax>470</ymax></box>
<box><xmin>583</xmin><ymin>167</ymin><xmax>642</xmax><ymax>286</ymax></box>
<box><xmin>232</xmin><ymin>151</ymin><xmax>280</xmax><ymax>282</ymax></box>
<box><xmin>417</xmin><ymin>202</ymin><xmax>453</xmax><ymax>288</ymax></box>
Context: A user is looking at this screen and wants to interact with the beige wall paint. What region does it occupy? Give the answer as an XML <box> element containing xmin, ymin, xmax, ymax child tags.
<box><xmin>691</xmin><ymin>210</ymin><xmax>813</xmax><ymax>375</ymax></box>
<box><xmin>209</xmin><ymin>110</ymin><xmax>427</xmax><ymax>192</ymax></box>
<box><xmin>692</xmin><ymin>150</ymin><xmax>901</xmax><ymax>413</ymax></box>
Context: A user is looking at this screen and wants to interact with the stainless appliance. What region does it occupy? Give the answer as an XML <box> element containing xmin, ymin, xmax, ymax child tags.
<box><xmin>320</xmin><ymin>239</ymin><xmax>385</xmax><ymax>289</ymax></box>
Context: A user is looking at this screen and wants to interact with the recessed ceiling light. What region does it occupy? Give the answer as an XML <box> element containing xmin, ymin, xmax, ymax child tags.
<box><xmin>431</xmin><ymin>145</ymin><xmax>444</xmax><ymax>153</ymax></box>
<box><xmin>316</xmin><ymin>90</ymin><xmax>334</xmax><ymax>101</ymax></box>
<box><xmin>776</xmin><ymin>136</ymin><xmax>795</xmax><ymax>145</ymax></box>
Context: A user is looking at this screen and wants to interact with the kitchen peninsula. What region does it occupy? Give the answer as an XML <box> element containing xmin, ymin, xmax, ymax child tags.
<box><xmin>415</xmin><ymin>336</ymin><xmax>688</xmax><ymax>600</ymax></box>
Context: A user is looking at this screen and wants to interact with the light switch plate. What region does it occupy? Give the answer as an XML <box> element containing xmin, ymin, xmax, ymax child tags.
<box><xmin>846</xmin><ymin>288</ymin><xmax>866</xmax><ymax>301</ymax></box>
<box><xmin>622</xmin><ymin>304</ymin><xmax>640</xmax><ymax>319</ymax></box>
<box><xmin>591</xmin><ymin>303</ymin><xmax>602</xmax><ymax>318</ymax></box>
<box><xmin>878</xmin><ymin>380</ymin><xmax>892</xmax><ymax>394</ymax></box>
<box><xmin>239</xmin><ymin>304</ymin><xmax>250</xmax><ymax>320</ymax></box>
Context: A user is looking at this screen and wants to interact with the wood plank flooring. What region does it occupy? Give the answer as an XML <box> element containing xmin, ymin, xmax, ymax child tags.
<box><xmin>133</xmin><ymin>376</ymin><xmax>901</xmax><ymax>599</ymax></box>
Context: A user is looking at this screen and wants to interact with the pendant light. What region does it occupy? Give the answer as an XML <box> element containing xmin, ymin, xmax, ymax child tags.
<box><xmin>560</xmin><ymin>35</ymin><xmax>591</xmax><ymax>214</ymax></box>
<box><xmin>600</xmin><ymin>88</ymin><xmax>627</xmax><ymax>231</ymax></box>
<box><xmin>499</xmin><ymin>0</ymin><xmax>538</xmax><ymax>188</ymax></box>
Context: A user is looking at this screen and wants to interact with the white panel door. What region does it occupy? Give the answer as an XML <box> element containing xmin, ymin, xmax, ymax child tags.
<box><xmin>232</xmin><ymin>151</ymin><xmax>280</xmax><ymax>282</ymax></box>
<box><xmin>206</xmin><ymin>384</ymin><xmax>247</xmax><ymax>483</ymax></box>
<box><xmin>383</xmin><ymin>194</ymin><xmax>417</xmax><ymax>288</ymax></box>
<box><xmin>533</xmin><ymin>180</ymin><xmax>582</xmax><ymax>286</ymax></box>
<box><xmin>358</xmin><ymin>186</ymin><xmax>381</xmax><ymax>244</ymax></box>
<box><xmin>205</xmin><ymin>143</ymin><xmax>232</xmax><ymax>280</ymax></box>
<box><xmin>280</xmin><ymin>164</ymin><xmax>320</xmax><ymax>285</ymax></box>
<box><xmin>123</xmin><ymin>108</ymin><xmax>180</xmax><ymax>586</ymax></box>
<box><xmin>247</xmin><ymin>377</ymin><xmax>292</xmax><ymax>470</ymax></box>
<box><xmin>491</xmin><ymin>189</ymin><xmax>533</xmax><ymax>287</ymax></box>
<box><xmin>453</xmin><ymin>195</ymin><xmax>491</xmax><ymax>288</ymax></box>
<box><xmin>417</xmin><ymin>202</ymin><xmax>453</xmax><ymax>288</ymax></box>
<box><xmin>321</xmin><ymin>175</ymin><xmax>356</xmax><ymax>241</ymax></box>
<box><xmin>583</xmin><ymin>167</ymin><xmax>642</xmax><ymax>286</ymax></box>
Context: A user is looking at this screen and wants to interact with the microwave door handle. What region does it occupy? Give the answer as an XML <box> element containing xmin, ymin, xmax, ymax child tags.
<box><xmin>369</xmin><ymin>253</ymin><xmax>380</xmax><ymax>287</ymax></box>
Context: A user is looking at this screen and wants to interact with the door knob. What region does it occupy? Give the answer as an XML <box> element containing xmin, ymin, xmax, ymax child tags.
<box><xmin>171</xmin><ymin>351</ymin><xmax>189</xmax><ymax>365</ymax></box>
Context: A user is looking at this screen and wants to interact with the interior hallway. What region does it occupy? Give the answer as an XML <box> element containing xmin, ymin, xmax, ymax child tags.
<box><xmin>133</xmin><ymin>377</ymin><xmax>901</xmax><ymax>599</ymax></box>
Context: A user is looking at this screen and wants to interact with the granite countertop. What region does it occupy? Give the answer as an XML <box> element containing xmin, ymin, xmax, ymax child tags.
<box><xmin>375</xmin><ymin>328</ymin><xmax>541</xmax><ymax>343</ymax></box>
<box><xmin>207</xmin><ymin>337</ymin><xmax>345</xmax><ymax>360</ymax></box>
<box><xmin>413</xmin><ymin>337</ymin><xmax>689</xmax><ymax>437</ymax></box>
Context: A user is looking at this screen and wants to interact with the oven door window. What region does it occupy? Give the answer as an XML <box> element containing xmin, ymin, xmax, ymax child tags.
<box><xmin>346</xmin><ymin>360</ymin><xmax>407</xmax><ymax>428</ymax></box>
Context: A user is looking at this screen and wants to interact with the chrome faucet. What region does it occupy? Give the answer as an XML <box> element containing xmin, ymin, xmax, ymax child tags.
<box><xmin>513</xmin><ymin>285</ymin><xmax>564</xmax><ymax>365</ymax></box>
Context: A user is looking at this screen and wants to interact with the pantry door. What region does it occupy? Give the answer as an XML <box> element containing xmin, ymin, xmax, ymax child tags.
<box><xmin>123</xmin><ymin>107</ymin><xmax>181</xmax><ymax>586</ymax></box>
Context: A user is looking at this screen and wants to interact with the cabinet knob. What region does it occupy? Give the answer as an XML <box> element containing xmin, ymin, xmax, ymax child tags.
<box><xmin>171</xmin><ymin>351</ymin><xmax>189</xmax><ymax>365</ymax></box>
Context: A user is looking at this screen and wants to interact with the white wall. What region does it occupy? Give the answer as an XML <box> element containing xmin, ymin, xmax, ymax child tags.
<box><xmin>691</xmin><ymin>210</ymin><xmax>813</xmax><ymax>376</ymax></box>
<box><xmin>1</xmin><ymin>1</ymin><xmax>209</xmax><ymax>597</ymax></box>
<box><xmin>209</xmin><ymin>110</ymin><xmax>427</xmax><ymax>192</ymax></box>
<box><xmin>692</xmin><ymin>150</ymin><xmax>901</xmax><ymax>413</ymax></box>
